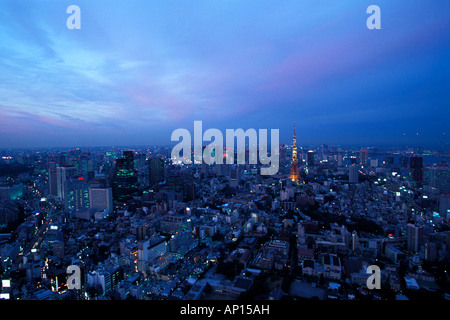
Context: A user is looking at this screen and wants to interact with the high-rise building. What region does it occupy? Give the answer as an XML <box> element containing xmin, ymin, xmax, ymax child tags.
<box><xmin>307</xmin><ymin>150</ymin><xmax>315</xmax><ymax>167</ymax></box>
<box><xmin>409</xmin><ymin>156</ymin><xmax>423</xmax><ymax>188</ymax></box>
<box><xmin>407</xmin><ymin>223</ymin><xmax>424</xmax><ymax>254</ymax></box>
<box><xmin>149</xmin><ymin>158</ymin><xmax>164</xmax><ymax>187</ymax></box>
<box><xmin>348</xmin><ymin>165</ymin><xmax>359</xmax><ymax>183</ymax></box>
<box><xmin>48</xmin><ymin>162</ymin><xmax>58</xmax><ymax>196</ymax></box>
<box><xmin>427</xmin><ymin>166</ymin><xmax>450</xmax><ymax>193</ymax></box>
<box><xmin>289</xmin><ymin>122</ymin><xmax>301</xmax><ymax>183</ymax></box>
<box><xmin>352</xmin><ymin>230</ymin><xmax>359</xmax><ymax>251</ymax></box>
<box><xmin>360</xmin><ymin>148</ymin><xmax>368</xmax><ymax>166</ymax></box>
<box><xmin>229</xmin><ymin>166</ymin><xmax>240</xmax><ymax>187</ymax></box>
<box><xmin>53</xmin><ymin>241</ymin><xmax>65</xmax><ymax>258</ymax></box>
<box><xmin>135</xmin><ymin>153</ymin><xmax>149</xmax><ymax>188</ymax></box>
<box><xmin>337</xmin><ymin>153</ymin><xmax>343</xmax><ymax>167</ymax></box>
<box><xmin>56</xmin><ymin>166</ymin><xmax>78</xmax><ymax>200</ymax></box>
<box><xmin>64</xmin><ymin>176</ymin><xmax>90</xmax><ymax>212</ymax></box>
<box><xmin>89</xmin><ymin>188</ymin><xmax>113</xmax><ymax>212</ymax></box>
<box><xmin>424</xmin><ymin>242</ymin><xmax>437</xmax><ymax>262</ymax></box>
<box><xmin>112</xmin><ymin>151</ymin><xmax>138</xmax><ymax>206</ymax></box>
<box><xmin>439</xmin><ymin>195</ymin><xmax>450</xmax><ymax>219</ymax></box>
<box><xmin>58</xmin><ymin>152</ymin><xmax>68</xmax><ymax>167</ymax></box>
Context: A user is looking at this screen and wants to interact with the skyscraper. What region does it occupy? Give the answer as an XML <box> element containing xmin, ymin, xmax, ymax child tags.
<box><xmin>359</xmin><ymin>148</ymin><xmax>368</xmax><ymax>166</ymax></box>
<box><xmin>306</xmin><ymin>150</ymin><xmax>315</xmax><ymax>167</ymax></box>
<box><xmin>352</xmin><ymin>230</ymin><xmax>359</xmax><ymax>251</ymax></box>
<box><xmin>427</xmin><ymin>166</ymin><xmax>450</xmax><ymax>193</ymax></box>
<box><xmin>407</xmin><ymin>223</ymin><xmax>424</xmax><ymax>254</ymax></box>
<box><xmin>64</xmin><ymin>175</ymin><xmax>90</xmax><ymax>212</ymax></box>
<box><xmin>56</xmin><ymin>166</ymin><xmax>78</xmax><ymax>200</ymax></box>
<box><xmin>48</xmin><ymin>160</ymin><xmax>58</xmax><ymax>196</ymax></box>
<box><xmin>288</xmin><ymin>122</ymin><xmax>301</xmax><ymax>182</ymax></box>
<box><xmin>348</xmin><ymin>165</ymin><xmax>359</xmax><ymax>183</ymax></box>
<box><xmin>112</xmin><ymin>151</ymin><xmax>138</xmax><ymax>206</ymax></box>
<box><xmin>410</xmin><ymin>156</ymin><xmax>423</xmax><ymax>188</ymax></box>
<box><xmin>149</xmin><ymin>158</ymin><xmax>165</xmax><ymax>187</ymax></box>
<box><xmin>439</xmin><ymin>195</ymin><xmax>450</xmax><ymax>219</ymax></box>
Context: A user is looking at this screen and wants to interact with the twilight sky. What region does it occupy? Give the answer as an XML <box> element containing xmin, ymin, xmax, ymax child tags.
<box><xmin>0</xmin><ymin>0</ymin><xmax>449</xmax><ymax>148</ymax></box>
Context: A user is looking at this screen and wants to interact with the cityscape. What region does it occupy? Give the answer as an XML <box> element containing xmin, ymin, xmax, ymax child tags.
<box><xmin>0</xmin><ymin>136</ymin><xmax>449</xmax><ymax>301</ymax></box>
<box><xmin>0</xmin><ymin>0</ymin><xmax>449</xmax><ymax>307</ymax></box>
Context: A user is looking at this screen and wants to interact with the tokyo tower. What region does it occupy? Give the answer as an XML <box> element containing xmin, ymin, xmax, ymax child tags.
<box><xmin>289</xmin><ymin>122</ymin><xmax>301</xmax><ymax>183</ymax></box>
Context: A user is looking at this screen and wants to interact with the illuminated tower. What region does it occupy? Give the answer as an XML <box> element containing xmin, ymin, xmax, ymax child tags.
<box><xmin>289</xmin><ymin>122</ymin><xmax>301</xmax><ymax>182</ymax></box>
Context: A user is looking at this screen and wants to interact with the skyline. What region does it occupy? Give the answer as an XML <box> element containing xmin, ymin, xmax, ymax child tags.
<box><xmin>0</xmin><ymin>1</ymin><xmax>449</xmax><ymax>149</ymax></box>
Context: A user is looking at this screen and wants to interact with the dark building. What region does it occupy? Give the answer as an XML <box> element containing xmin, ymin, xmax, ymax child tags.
<box><xmin>360</xmin><ymin>148</ymin><xmax>368</xmax><ymax>166</ymax></box>
<box><xmin>112</xmin><ymin>151</ymin><xmax>138</xmax><ymax>206</ymax></box>
<box><xmin>307</xmin><ymin>150</ymin><xmax>315</xmax><ymax>167</ymax></box>
<box><xmin>149</xmin><ymin>158</ymin><xmax>165</xmax><ymax>187</ymax></box>
<box><xmin>410</xmin><ymin>156</ymin><xmax>423</xmax><ymax>187</ymax></box>
<box><xmin>48</xmin><ymin>160</ymin><xmax>58</xmax><ymax>196</ymax></box>
<box><xmin>407</xmin><ymin>223</ymin><xmax>425</xmax><ymax>254</ymax></box>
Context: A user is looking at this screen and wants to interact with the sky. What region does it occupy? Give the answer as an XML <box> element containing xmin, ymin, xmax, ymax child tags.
<box><xmin>0</xmin><ymin>0</ymin><xmax>449</xmax><ymax>149</ymax></box>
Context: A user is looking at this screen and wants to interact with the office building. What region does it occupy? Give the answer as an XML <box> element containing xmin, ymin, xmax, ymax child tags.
<box><xmin>307</xmin><ymin>150</ymin><xmax>315</xmax><ymax>167</ymax></box>
<box><xmin>407</xmin><ymin>223</ymin><xmax>425</xmax><ymax>254</ymax></box>
<box><xmin>360</xmin><ymin>148</ymin><xmax>368</xmax><ymax>166</ymax></box>
<box><xmin>64</xmin><ymin>176</ymin><xmax>90</xmax><ymax>212</ymax></box>
<box><xmin>56</xmin><ymin>166</ymin><xmax>78</xmax><ymax>200</ymax></box>
<box><xmin>439</xmin><ymin>195</ymin><xmax>450</xmax><ymax>219</ymax></box>
<box><xmin>348</xmin><ymin>165</ymin><xmax>359</xmax><ymax>183</ymax></box>
<box><xmin>427</xmin><ymin>166</ymin><xmax>450</xmax><ymax>193</ymax></box>
<box><xmin>409</xmin><ymin>156</ymin><xmax>423</xmax><ymax>188</ymax></box>
<box><xmin>112</xmin><ymin>151</ymin><xmax>138</xmax><ymax>206</ymax></box>
<box><xmin>48</xmin><ymin>160</ymin><xmax>58</xmax><ymax>196</ymax></box>
<box><xmin>89</xmin><ymin>187</ymin><xmax>113</xmax><ymax>212</ymax></box>
<box><xmin>149</xmin><ymin>158</ymin><xmax>165</xmax><ymax>187</ymax></box>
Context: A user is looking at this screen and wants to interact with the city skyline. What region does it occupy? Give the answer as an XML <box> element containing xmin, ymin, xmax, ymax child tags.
<box><xmin>0</xmin><ymin>0</ymin><xmax>449</xmax><ymax>149</ymax></box>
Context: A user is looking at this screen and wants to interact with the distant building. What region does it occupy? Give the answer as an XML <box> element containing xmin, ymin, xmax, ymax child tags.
<box><xmin>149</xmin><ymin>158</ymin><xmax>165</xmax><ymax>187</ymax></box>
<box><xmin>407</xmin><ymin>223</ymin><xmax>425</xmax><ymax>254</ymax></box>
<box><xmin>360</xmin><ymin>148</ymin><xmax>368</xmax><ymax>166</ymax></box>
<box><xmin>307</xmin><ymin>150</ymin><xmax>315</xmax><ymax>167</ymax></box>
<box><xmin>89</xmin><ymin>187</ymin><xmax>113</xmax><ymax>212</ymax></box>
<box><xmin>352</xmin><ymin>230</ymin><xmax>359</xmax><ymax>252</ymax></box>
<box><xmin>112</xmin><ymin>151</ymin><xmax>138</xmax><ymax>206</ymax></box>
<box><xmin>288</xmin><ymin>123</ymin><xmax>301</xmax><ymax>183</ymax></box>
<box><xmin>253</xmin><ymin>239</ymin><xmax>289</xmax><ymax>270</ymax></box>
<box><xmin>53</xmin><ymin>240</ymin><xmax>65</xmax><ymax>258</ymax></box>
<box><xmin>439</xmin><ymin>194</ymin><xmax>450</xmax><ymax>219</ymax></box>
<box><xmin>87</xmin><ymin>267</ymin><xmax>123</xmax><ymax>296</ymax></box>
<box><xmin>226</xmin><ymin>248</ymin><xmax>251</xmax><ymax>267</ymax></box>
<box><xmin>409</xmin><ymin>156</ymin><xmax>423</xmax><ymax>188</ymax></box>
<box><xmin>384</xmin><ymin>244</ymin><xmax>405</xmax><ymax>264</ymax></box>
<box><xmin>348</xmin><ymin>165</ymin><xmax>359</xmax><ymax>183</ymax></box>
<box><xmin>48</xmin><ymin>164</ymin><xmax>58</xmax><ymax>196</ymax></box>
<box><xmin>64</xmin><ymin>176</ymin><xmax>89</xmax><ymax>212</ymax></box>
<box><xmin>138</xmin><ymin>237</ymin><xmax>167</xmax><ymax>263</ymax></box>
<box><xmin>159</xmin><ymin>215</ymin><xmax>188</xmax><ymax>234</ymax></box>
<box><xmin>56</xmin><ymin>166</ymin><xmax>78</xmax><ymax>200</ymax></box>
<box><xmin>427</xmin><ymin>166</ymin><xmax>450</xmax><ymax>193</ymax></box>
